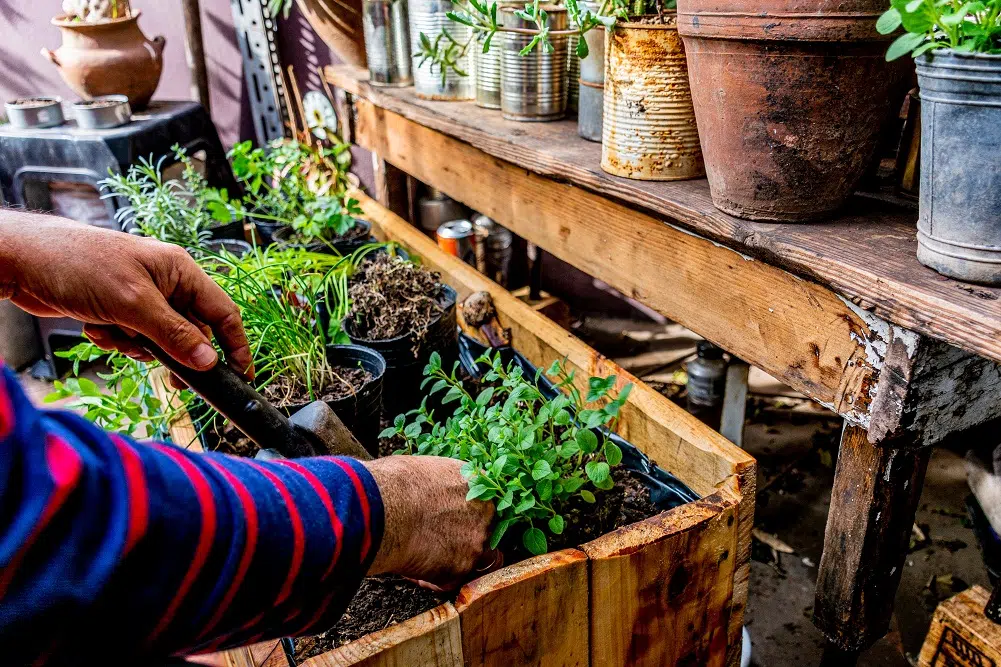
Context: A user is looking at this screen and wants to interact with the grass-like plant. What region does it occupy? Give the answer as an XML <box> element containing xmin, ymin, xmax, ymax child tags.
<box><xmin>383</xmin><ymin>350</ymin><xmax>632</xmax><ymax>555</ymax></box>
<box><xmin>878</xmin><ymin>0</ymin><xmax>1001</xmax><ymax>60</ymax></box>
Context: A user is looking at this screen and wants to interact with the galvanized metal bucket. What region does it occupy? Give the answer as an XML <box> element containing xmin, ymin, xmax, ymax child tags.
<box><xmin>577</xmin><ymin>0</ymin><xmax>604</xmax><ymax>141</ymax></box>
<box><xmin>567</xmin><ymin>35</ymin><xmax>580</xmax><ymax>112</ymax></box>
<box><xmin>499</xmin><ymin>7</ymin><xmax>569</xmax><ymax>121</ymax></box>
<box><xmin>363</xmin><ymin>0</ymin><xmax>413</xmax><ymax>86</ymax></box>
<box><xmin>601</xmin><ymin>16</ymin><xmax>704</xmax><ymax>180</ymax></box>
<box><xmin>409</xmin><ymin>0</ymin><xmax>475</xmax><ymax>100</ymax></box>
<box><xmin>916</xmin><ymin>50</ymin><xmax>1001</xmax><ymax>285</ymax></box>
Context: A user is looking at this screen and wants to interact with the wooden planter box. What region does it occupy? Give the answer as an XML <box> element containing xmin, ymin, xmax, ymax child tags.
<box><xmin>163</xmin><ymin>193</ymin><xmax>756</xmax><ymax>667</ymax></box>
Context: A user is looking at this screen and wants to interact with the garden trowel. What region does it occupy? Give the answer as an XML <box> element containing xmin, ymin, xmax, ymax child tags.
<box><xmin>136</xmin><ymin>336</ymin><xmax>372</xmax><ymax>461</ymax></box>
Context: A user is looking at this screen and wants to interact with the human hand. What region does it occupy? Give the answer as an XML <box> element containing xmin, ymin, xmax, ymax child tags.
<box><xmin>0</xmin><ymin>214</ymin><xmax>252</xmax><ymax>379</ymax></box>
<box><xmin>365</xmin><ymin>456</ymin><xmax>498</xmax><ymax>590</ymax></box>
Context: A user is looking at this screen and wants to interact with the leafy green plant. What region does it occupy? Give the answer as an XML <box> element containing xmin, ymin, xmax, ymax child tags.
<box><xmin>383</xmin><ymin>350</ymin><xmax>632</xmax><ymax>556</ymax></box>
<box><xmin>878</xmin><ymin>0</ymin><xmax>1001</xmax><ymax>60</ymax></box>
<box><xmin>46</xmin><ymin>342</ymin><xmax>191</xmax><ymax>438</ymax></box>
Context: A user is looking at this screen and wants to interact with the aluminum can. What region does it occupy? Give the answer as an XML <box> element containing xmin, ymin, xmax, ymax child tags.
<box><xmin>567</xmin><ymin>35</ymin><xmax>580</xmax><ymax>112</ymax></box>
<box><xmin>363</xmin><ymin>0</ymin><xmax>414</xmax><ymax>86</ymax></box>
<box><xmin>473</xmin><ymin>214</ymin><xmax>514</xmax><ymax>286</ymax></box>
<box><xmin>409</xmin><ymin>0</ymin><xmax>475</xmax><ymax>100</ymax></box>
<box><xmin>418</xmin><ymin>188</ymin><xmax>467</xmax><ymax>233</ymax></box>
<box><xmin>437</xmin><ymin>219</ymin><xmax>477</xmax><ymax>266</ymax></box>
<box><xmin>499</xmin><ymin>7</ymin><xmax>569</xmax><ymax>121</ymax></box>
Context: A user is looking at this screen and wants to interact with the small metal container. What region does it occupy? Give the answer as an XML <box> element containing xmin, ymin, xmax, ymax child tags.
<box><xmin>578</xmin><ymin>0</ymin><xmax>605</xmax><ymax>141</ymax></box>
<box><xmin>567</xmin><ymin>35</ymin><xmax>580</xmax><ymax>112</ymax></box>
<box><xmin>473</xmin><ymin>214</ymin><xmax>514</xmax><ymax>286</ymax></box>
<box><xmin>499</xmin><ymin>7</ymin><xmax>569</xmax><ymax>122</ymax></box>
<box><xmin>475</xmin><ymin>45</ymin><xmax>502</xmax><ymax>109</ymax></box>
<box><xmin>437</xmin><ymin>219</ymin><xmax>477</xmax><ymax>266</ymax></box>
<box><xmin>419</xmin><ymin>188</ymin><xmax>467</xmax><ymax>233</ymax></box>
<box><xmin>409</xmin><ymin>0</ymin><xmax>475</xmax><ymax>100</ymax></box>
<box><xmin>72</xmin><ymin>95</ymin><xmax>131</xmax><ymax>130</ymax></box>
<box><xmin>363</xmin><ymin>0</ymin><xmax>413</xmax><ymax>86</ymax></box>
<box><xmin>4</xmin><ymin>97</ymin><xmax>65</xmax><ymax>129</ymax></box>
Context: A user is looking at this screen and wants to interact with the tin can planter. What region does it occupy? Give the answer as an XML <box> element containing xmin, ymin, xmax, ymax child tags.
<box><xmin>677</xmin><ymin>0</ymin><xmax>906</xmax><ymax>221</ymax></box>
<box><xmin>578</xmin><ymin>0</ymin><xmax>605</xmax><ymax>142</ymax></box>
<box><xmin>363</xmin><ymin>0</ymin><xmax>413</xmax><ymax>86</ymax></box>
<box><xmin>601</xmin><ymin>16</ymin><xmax>704</xmax><ymax>181</ymax></box>
<box><xmin>4</xmin><ymin>97</ymin><xmax>65</xmax><ymax>129</ymax></box>
<box><xmin>499</xmin><ymin>7</ymin><xmax>570</xmax><ymax>121</ymax></box>
<box><xmin>567</xmin><ymin>35</ymin><xmax>580</xmax><ymax>113</ymax></box>
<box><xmin>915</xmin><ymin>50</ymin><xmax>1001</xmax><ymax>285</ymax></box>
<box><xmin>475</xmin><ymin>46</ymin><xmax>502</xmax><ymax>109</ymax></box>
<box><xmin>409</xmin><ymin>0</ymin><xmax>475</xmax><ymax>100</ymax></box>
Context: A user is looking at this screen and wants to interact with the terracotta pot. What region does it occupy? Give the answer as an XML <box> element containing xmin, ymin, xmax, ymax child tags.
<box><xmin>297</xmin><ymin>0</ymin><xmax>367</xmax><ymax>68</ymax></box>
<box><xmin>601</xmin><ymin>16</ymin><xmax>704</xmax><ymax>181</ymax></box>
<box><xmin>677</xmin><ymin>0</ymin><xmax>906</xmax><ymax>222</ymax></box>
<box><xmin>42</xmin><ymin>12</ymin><xmax>165</xmax><ymax>110</ymax></box>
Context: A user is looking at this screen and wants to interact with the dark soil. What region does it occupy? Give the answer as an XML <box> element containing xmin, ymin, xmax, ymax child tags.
<box><xmin>346</xmin><ymin>255</ymin><xmax>446</xmax><ymax>342</ymax></box>
<box><xmin>288</xmin><ymin>220</ymin><xmax>370</xmax><ymax>245</ymax></box>
<box><xmin>11</xmin><ymin>98</ymin><xmax>57</xmax><ymax>107</ymax></box>
<box><xmin>262</xmin><ymin>365</ymin><xmax>374</xmax><ymax>405</ymax></box>
<box><xmin>205</xmin><ymin>420</ymin><xmax>259</xmax><ymax>459</ymax></box>
<box><xmin>75</xmin><ymin>99</ymin><xmax>121</xmax><ymax>108</ymax></box>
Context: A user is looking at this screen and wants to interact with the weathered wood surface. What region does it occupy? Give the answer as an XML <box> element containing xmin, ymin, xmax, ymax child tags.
<box><xmin>583</xmin><ymin>482</ymin><xmax>740</xmax><ymax>667</ymax></box>
<box><xmin>325</xmin><ymin>64</ymin><xmax>1001</xmax><ymax>367</ymax></box>
<box><xmin>918</xmin><ymin>586</ymin><xmax>1001</xmax><ymax>667</ymax></box>
<box><xmin>360</xmin><ymin>192</ymin><xmax>755</xmax><ymax>666</ymax></box>
<box><xmin>305</xmin><ymin>603</ymin><xmax>463</xmax><ymax>667</ymax></box>
<box><xmin>455</xmin><ymin>549</ymin><xmax>589</xmax><ymax>667</ymax></box>
<box><xmin>814</xmin><ymin>425</ymin><xmax>931</xmax><ymax>653</ymax></box>
<box><xmin>150</xmin><ymin>367</ymin><xmax>202</xmax><ymax>452</ymax></box>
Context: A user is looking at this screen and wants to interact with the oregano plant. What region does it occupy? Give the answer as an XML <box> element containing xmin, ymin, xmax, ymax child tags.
<box><xmin>877</xmin><ymin>0</ymin><xmax>1001</xmax><ymax>60</ymax></box>
<box><xmin>382</xmin><ymin>350</ymin><xmax>633</xmax><ymax>556</ymax></box>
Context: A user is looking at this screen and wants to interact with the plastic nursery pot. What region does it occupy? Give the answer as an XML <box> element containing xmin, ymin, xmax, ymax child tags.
<box><xmin>915</xmin><ymin>50</ymin><xmax>1001</xmax><ymax>285</ymax></box>
<box><xmin>676</xmin><ymin>0</ymin><xmax>908</xmax><ymax>221</ymax></box>
<box><xmin>499</xmin><ymin>7</ymin><xmax>571</xmax><ymax>121</ymax></box>
<box><xmin>272</xmin><ymin>219</ymin><xmax>375</xmax><ymax>255</ymax></box>
<box><xmin>252</xmin><ymin>220</ymin><xmax>285</xmax><ymax>247</ymax></box>
<box><xmin>347</xmin><ymin>285</ymin><xmax>458</xmax><ymax>414</ymax></box>
<box><xmin>208</xmin><ymin>219</ymin><xmax>247</xmax><ymax>242</ymax></box>
<box><xmin>601</xmin><ymin>15</ymin><xmax>704</xmax><ymax>181</ymax></box>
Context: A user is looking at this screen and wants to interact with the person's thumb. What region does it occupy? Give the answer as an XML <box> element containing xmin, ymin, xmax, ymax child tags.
<box><xmin>126</xmin><ymin>295</ymin><xmax>219</xmax><ymax>371</ymax></box>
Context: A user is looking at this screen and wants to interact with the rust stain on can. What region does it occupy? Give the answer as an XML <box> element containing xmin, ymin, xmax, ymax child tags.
<box><xmin>601</xmin><ymin>15</ymin><xmax>705</xmax><ymax>181</ymax></box>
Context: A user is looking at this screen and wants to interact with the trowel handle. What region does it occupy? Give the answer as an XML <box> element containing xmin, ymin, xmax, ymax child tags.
<box><xmin>136</xmin><ymin>336</ymin><xmax>317</xmax><ymax>459</ymax></box>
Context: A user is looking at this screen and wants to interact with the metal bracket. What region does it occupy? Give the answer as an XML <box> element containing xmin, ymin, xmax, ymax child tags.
<box><xmin>230</xmin><ymin>0</ymin><xmax>290</xmax><ymax>144</ymax></box>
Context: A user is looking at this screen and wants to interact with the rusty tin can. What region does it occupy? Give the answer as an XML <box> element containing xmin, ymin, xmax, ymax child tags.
<box><xmin>499</xmin><ymin>7</ymin><xmax>569</xmax><ymax>121</ymax></box>
<box><xmin>601</xmin><ymin>16</ymin><xmax>704</xmax><ymax>181</ymax></box>
<box><xmin>437</xmin><ymin>219</ymin><xmax>477</xmax><ymax>266</ymax></box>
<box><xmin>409</xmin><ymin>0</ymin><xmax>475</xmax><ymax>100</ymax></box>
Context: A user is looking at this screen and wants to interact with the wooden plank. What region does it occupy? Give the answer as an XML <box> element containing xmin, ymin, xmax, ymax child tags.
<box><xmin>455</xmin><ymin>549</ymin><xmax>589</xmax><ymax>667</ymax></box>
<box><xmin>918</xmin><ymin>586</ymin><xmax>1001</xmax><ymax>667</ymax></box>
<box><xmin>814</xmin><ymin>424</ymin><xmax>931</xmax><ymax>653</ymax></box>
<box><xmin>349</xmin><ymin>101</ymin><xmax>886</xmax><ymax>428</ymax></box>
<box><xmin>304</xmin><ymin>603</ymin><xmax>463</xmax><ymax>667</ymax></box>
<box><xmin>326</xmin><ymin>64</ymin><xmax>1001</xmax><ymax>366</ymax></box>
<box><xmin>582</xmin><ymin>485</ymin><xmax>740</xmax><ymax>667</ymax></box>
<box><xmin>361</xmin><ymin>191</ymin><xmax>755</xmax><ymax>664</ymax></box>
<box><xmin>151</xmin><ymin>366</ymin><xmax>202</xmax><ymax>452</ymax></box>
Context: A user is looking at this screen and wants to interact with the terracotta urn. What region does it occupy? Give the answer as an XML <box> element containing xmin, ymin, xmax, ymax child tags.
<box><xmin>42</xmin><ymin>11</ymin><xmax>165</xmax><ymax>110</ymax></box>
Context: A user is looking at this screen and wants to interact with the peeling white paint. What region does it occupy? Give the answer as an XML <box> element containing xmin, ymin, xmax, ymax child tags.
<box><xmin>665</xmin><ymin>222</ymin><xmax>757</xmax><ymax>261</ymax></box>
<box><xmin>883</xmin><ymin>450</ymin><xmax>898</xmax><ymax>483</ymax></box>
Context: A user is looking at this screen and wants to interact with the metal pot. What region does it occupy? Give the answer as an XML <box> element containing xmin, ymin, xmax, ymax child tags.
<box><xmin>499</xmin><ymin>7</ymin><xmax>570</xmax><ymax>121</ymax></box>
<box><xmin>916</xmin><ymin>50</ymin><xmax>1001</xmax><ymax>285</ymax></box>
<box><xmin>409</xmin><ymin>0</ymin><xmax>475</xmax><ymax>100</ymax></box>
<box><xmin>578</xmin><ymin>0</ymin><xmax>605</xmax><ymax>141</ymax></box>
<box><xmin>677</xmin><ymin>0</ymin><xmax>907</xmax><ymax>221</ymax></box>
<box><xmin>363</xmin><ymin>0</ymin><xmax>413</xmax><ymax>85</ymax></box>
<box><xmin>72</xmin><ymin>95</ymin><xmax>131</xmax><ymax>129</ymax></box>
<box><xmin>567</xmin><ymin>35</ymin><xmax>580</xmax><ymax>112</ymax></box>
<box><xmin>475</xmin><ymin>45</ymin><xmax>502</xmax><ymax>109</ymax></box>
<box><xmin>602</xmin><ymin>16</ymin><xmax>704</xmax><ymax>181</ymax></box>
<box><xmin>4</xmin><ymin>97</ymin><xmax>65</xmax><ymax>129</ymax></box>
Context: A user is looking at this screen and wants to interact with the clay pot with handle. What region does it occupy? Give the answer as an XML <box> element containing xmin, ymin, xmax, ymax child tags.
<box><xmin>42</xmin><ymin>11</ymin><xmax>165</xmax><ymax>110</ymax></box>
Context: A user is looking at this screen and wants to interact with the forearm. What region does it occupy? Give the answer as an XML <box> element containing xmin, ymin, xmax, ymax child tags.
<box><xmin>0</xmin><ymin>361</ymin><xmax>384</xmax><ymax>665</ymax></box>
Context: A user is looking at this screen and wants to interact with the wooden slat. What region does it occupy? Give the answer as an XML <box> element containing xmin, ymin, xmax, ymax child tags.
<box><xmin>582</xmin><ymin>485</ymin><xmax>740</xmax><ymax>667</ymax></box>
<box><xmin>349</xmin><ymin>102</ymin><xmax>885</xmax><ymax>429</ymax></box>
<box><xmin>326</xmin><ymin>64</ymin><xmax>1001</xmax><ymax>366</ymax></box>
<box><xmin>919</xmin><ymin>586</ymin><xmax>1001</xmax><ymax>667</ymax></box>
<box><xmin>455</xmin><ymin>549</ymin><xmax>589</xmax><ymax>667</ymax></box>
<box><xmin>304</xmin><ymin>603</ymin><xmax>463</xmax><ymax>667</ymax></box>
<box><xmin>150</xmin><ymin>367</ymin><xmax>202</xmax><ymax>452</ymax></box>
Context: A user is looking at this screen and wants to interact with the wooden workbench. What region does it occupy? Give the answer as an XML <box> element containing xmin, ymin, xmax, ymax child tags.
<box><xmin>324</xmin><ymin>63</ymin><xmax>1001</xmax><ymax>664</ymax></box>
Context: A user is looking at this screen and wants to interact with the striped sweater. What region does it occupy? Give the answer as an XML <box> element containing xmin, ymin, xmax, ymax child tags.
<box><xmin>0</xmin><ymin>359</ymin><xmax>385</xmax><ymax>666</ymax></box>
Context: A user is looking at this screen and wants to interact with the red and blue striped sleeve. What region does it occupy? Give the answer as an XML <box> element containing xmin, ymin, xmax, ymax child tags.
<box><xmin>0</xmin><ymin>359</ymin><xmax>385</xmax><ymax>666</ymax></box>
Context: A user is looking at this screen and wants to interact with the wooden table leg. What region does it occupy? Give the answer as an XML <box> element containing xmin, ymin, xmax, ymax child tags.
<box><xmin>813</xmin><ymin>424</ymin><xmax>931</xmax><ymax>657</ymax></box>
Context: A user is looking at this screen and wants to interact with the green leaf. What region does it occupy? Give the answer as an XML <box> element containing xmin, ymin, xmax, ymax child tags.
<box><xmin>886</xmin><ymin>31</ymin><xmax>926</xmax><ymax>60</ymax></box>
<box><xmin>553</xmin><ymin>408</ymin><xmax>571</xmax><ymax>426</ymax></box>
<box><xmin>604</xmin><ymin>441</ymin><xmax>623</xmax><ymax>467</ymax></box>
<box><xmin>536</xmin><ymin>478</ymin><xmax>553</xmax><ymax>501</ymax></box>
<box><xmin>78</xmin><ymin>377</ymin><xmax>102</xmax><ymax>397</ymax></box>
<box><xmin>490</xmin><ymin>518</ymin><xmax>515</xmax><ymax>549</ymax></box>
<box><xmin>443</xmin><ymin>386</ymin><xmax>465</xmax><ymax>404</ymax></box>
<box><xmin>587</xmin><ymin>376</ymin><xmax>616</xmax><ymax>402</ymax></box>
<box><xmin>404</xmin><ymin>422</ymin><xmax>423</xmax><ymax>439</ymax></box>
<box><xmin>576</xmin><ymin>35</ymin><xmax>589</xmax><ymax>58</ymax></box>
<box><xmin>523</xmin><ymin>527</ymin><xmax>548</xmax><ymax>555</ymax></box>
<box><xmin>379</xmin><ymin>427</ymin><xmax>398</xmax><ymax>439</ymax></box>
<box><xmin>497</xmin><ymin>489</ymin><xmax>515</xmax><ymax>511</ymax></box>
<box><xmin>476</xmin><ymin>387</ymin><xmax>495</xmax><ymax>406</ymax></box>
<box><xmin>394</xmin><ymin>414</ymin><xmax>406</xmax><ymax>429</ymax></box>
<box><xmin>576</xmin><ymin>429</ymin><xmax>599</xmax><ymax>454</ymax></box>
<box><xmin>532</xmin><ymin>460</ymin><xmax>553</xmax><ymax>480</ymax></box>
<box><xmin>466</xmin><ymin>484</ymin><xmax>493</xmax><ymax>501</ymax></box>
<box><xmin>580</xmin><ymin>489</ymin><xmax>596</xmax><ymax>504</ymax></box>
<box><xmin>548</xmin><ymin>515</ymin><xmax>565</xmax><ymax>535</ymax></box>
<box><xmin>586</xmin><ymin>461</ymin><xmax>611</xmax><ymax>485</ymax></box>
<box><xmin>515</xmin><ymin>496</ymin><xmax>537</xmax><ymax>513</ymax></box>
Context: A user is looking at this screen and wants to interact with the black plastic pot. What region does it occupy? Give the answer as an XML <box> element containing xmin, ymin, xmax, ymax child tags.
<box><xmin>283</xmin><ymin>345</ymin><xmax>387</xmax><ymax>456</ymax></box>
<box><xmin>208</xmin><ymin>219</ymin><xmax>246</xmax><ymax>242</ymax></box>
<box><xmin>253</xmin><ymin>220</ymin><xmax>286</xmax><ymax>247</ymax></box>
<box><xmin>348</xmin><ymin>285</ymin><xmax>458</xmax><ymax>414</ymax></box>
<box><xmin>272</xmin><ymin>219</ymin><xmax>375</xmax><ymax>255</ymax></box>
<box><xmin>201</xmin><ymin>239</ymin><xmax>253</xmax><ymax>257</ymax></box>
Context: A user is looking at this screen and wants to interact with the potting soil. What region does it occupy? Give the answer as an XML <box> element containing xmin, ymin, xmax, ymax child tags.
<box><xmin>346</xmin><ymin>254</ymin><xmax>446</xmax><ymax>342</ymax></box>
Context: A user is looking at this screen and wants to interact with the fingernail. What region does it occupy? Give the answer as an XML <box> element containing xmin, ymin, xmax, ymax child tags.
<box><xmin>190</xmin><ymin>343</ymin><xmax>218</xmax><ymax>369</ymax></box>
